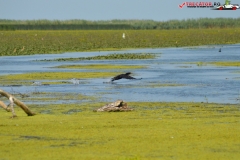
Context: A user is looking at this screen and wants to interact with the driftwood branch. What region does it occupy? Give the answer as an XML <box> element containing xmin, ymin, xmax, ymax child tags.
<box><xmin>0</xmin><ymin>100</ymin><xmax>11</xmax><ymax>112</ymax></box>
<box><xmin>94</xmin><ymin>100</ymin><xmax>133</xmax><ymax>112</ymax></box>
<box><xmin>0</xmin><ymin>89</ymin><xmax>36</xmax><ymax>117</ymax></box>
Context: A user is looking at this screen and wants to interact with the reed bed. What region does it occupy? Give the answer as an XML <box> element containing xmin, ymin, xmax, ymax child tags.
<box><xmin>1</xmin><ymin>18</ymin><xmax>240</xmax><ymax>30</ymax></box>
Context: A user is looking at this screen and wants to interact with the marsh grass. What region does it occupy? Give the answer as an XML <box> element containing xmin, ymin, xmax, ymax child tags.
<box><xmin>1</xmin><ymin>102</ymin><xmax>240</xmax><ymax>159</ymax></box>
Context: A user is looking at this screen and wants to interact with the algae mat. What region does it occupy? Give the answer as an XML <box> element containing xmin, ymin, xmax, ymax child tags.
<box><xmin>1</xmin><ymin>102</ymin><xmax>240</xmax><ymax>160</ymax></box>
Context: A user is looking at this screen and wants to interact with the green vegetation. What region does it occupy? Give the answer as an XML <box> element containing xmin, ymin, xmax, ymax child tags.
<box><xmin>1</xmin><ymin>29</ymin><xmax>240</xmax><ymax>56</ymax></box>
<box><xmin>210</xmin><ymin>61</ymin><xmax>240</xmax><ymax>67</ymax></box>
<box><xmin>54</xmin><ymin>64</ymin><xmax>146</xmax><ymax>69</ymax></box>
<box><xmin>1</xmin><ymin>102</ymin><xmax>240</xmax><ymax>159</ymax></box>
<box><xmin>1</xmin><ymin>18</ymin><xmax>240</xmax><ymax>30</ymax></box>
<box><xmin>18</xmin><ymin>92</ymin><xmax>98</xmax><ymax>104</ymax></box>
<box><xmin>0</xmin><ymin>24</ymin><xmax>132</xmax><ymax>30</ymax></box>
<box><xmin>43</xmin><ymin>53</ymin><xmax>156</xmax><ymax>61</ymax></box>
<box><xmin>0</xmin><ymin>72</ymin><xmax>116</xmax><ymax>81</ymax></box>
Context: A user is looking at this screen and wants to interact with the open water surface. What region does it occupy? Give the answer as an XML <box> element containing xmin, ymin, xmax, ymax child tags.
<box><xmin>0</xmin><ymin>44</ymin><xmax>240</xmax><ymax>104</ymax></box>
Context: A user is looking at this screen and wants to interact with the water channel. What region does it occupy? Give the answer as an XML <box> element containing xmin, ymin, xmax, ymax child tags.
<box><xmin>0</xmin><ymin>44</ymin><xmax>240</xmax><ymax>104</ymax></box>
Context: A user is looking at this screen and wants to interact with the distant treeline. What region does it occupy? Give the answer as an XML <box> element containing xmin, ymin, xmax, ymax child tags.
<box><xmin>0</xmin><ymin>24</ymin><xmax>132</xmax><ymax>30</ymax></box>
<box><xmin>1</xmin><ymin>18</ymin><xmax>240</xmax><ymax>30</ymax></box>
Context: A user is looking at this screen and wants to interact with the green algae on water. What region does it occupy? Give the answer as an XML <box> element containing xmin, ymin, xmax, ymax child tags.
<box><xmin>40</xmin><ymin>53</ymin><xmax>157</xmax><ymax>61</ymax></box>
<box><xmin>210</xmin><ymin>61</ymin><xmax>240</xmax><ymax>67</ymax></box>
<box><xmin>0</xmin><ymin>72</ymin><xmax>117</xmax><ymax>81</ymax></box>
<box><xmin>53</xmin><ymin>64</ymin><xmax>146</xmax><ymax>70</ymax></box>
<box><xmin>0</xmin><ymin>102</ymin><xmax>240</xmax><ymax>160</ymax></box>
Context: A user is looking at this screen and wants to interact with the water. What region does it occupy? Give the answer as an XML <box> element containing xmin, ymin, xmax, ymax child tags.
<box><xmin>0</xmin><ymin>44</ymin><xmax>240</xmax><ymax>104</ymax></box>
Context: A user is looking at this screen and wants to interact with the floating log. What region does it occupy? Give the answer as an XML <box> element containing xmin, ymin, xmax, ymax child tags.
<box><xmin>0</xmin><ymin>89</ymin><xmax>36</xmax><ymax>117</ymax></box>
<box><xmin>94</xmin><ymin>100</ymin><xmax>133</xmax><ymax>112</ymax></box>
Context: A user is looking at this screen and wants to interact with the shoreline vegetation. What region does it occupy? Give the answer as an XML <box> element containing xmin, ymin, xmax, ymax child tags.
<box><xmin>0</xmin><ymin>28</ymin><xmax>240</xmax><ymax>56</ymax></box>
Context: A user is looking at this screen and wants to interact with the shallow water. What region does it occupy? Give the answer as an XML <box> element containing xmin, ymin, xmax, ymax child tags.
<box><xmin>0</xmin><ymin>44</ymin><xmax>240</xmax><ymax>104</ymax></box>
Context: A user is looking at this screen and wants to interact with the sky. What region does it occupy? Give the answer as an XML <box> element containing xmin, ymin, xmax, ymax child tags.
<box><xmin>0</xmin><ymin>0</ymin><xmax>240</xmax><ymax>21</ymax></box>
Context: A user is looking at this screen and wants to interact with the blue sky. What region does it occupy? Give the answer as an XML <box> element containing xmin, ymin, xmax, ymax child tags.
<box><xmin>0</xmin><ymin>0</ymin><xmax>239</xmax><ymax>21</ymax></box>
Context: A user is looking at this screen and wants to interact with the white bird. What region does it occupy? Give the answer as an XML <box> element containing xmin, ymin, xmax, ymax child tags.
<box><xmin>122</xmin><ymin>33</ymin><xmax>125</xmax><ymax>39</ymax></box>
<box><xmin>70</xmin><ymin>78</ymin><xmax>80</xmax><ymax>85</ymax></box>
<box><xmin>32</xmin><ymin>81</ymin><xmax>42</xmax><ymax>86</ymax></box>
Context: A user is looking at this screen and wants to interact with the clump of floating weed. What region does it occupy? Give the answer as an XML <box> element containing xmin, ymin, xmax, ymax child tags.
<box><xmin>40</xmin><ymin>53</ymin><xmax>156</xmax><ymax>61</ymax></box>
<box><xmin>197</xmin><ymin>61</ymin><xmax>204</xmax><ymax>66</ymax></box>
<box><xmin>0</xmin><ymin>72</ymin><xmax>117</xmax><ymax>81</ymax></box>
<box><xmin>210</xmin><ymin>61</ymin><xmax>240</xmax><ymax>67</ymax></box>
<box><xmin>53</xmin><ymin>64</ymin><xmax>146</xmax><ymax>70</ymax></box>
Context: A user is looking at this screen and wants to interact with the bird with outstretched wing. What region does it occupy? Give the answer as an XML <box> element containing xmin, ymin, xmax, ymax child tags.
<box><xmin>111</xmin><ymin>72</ymin><xmax>141</xmax><ymax>82</ymax></box>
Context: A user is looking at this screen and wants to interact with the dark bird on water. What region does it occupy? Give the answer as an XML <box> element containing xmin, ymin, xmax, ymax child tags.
<box><xmin>219</xmin><ymin>48</ymin><xmax>221</xmax><ymax>52</ymax></box>
<box><xmin>111</xmin><ymin>72</ymin><xmax>141</xmax><ymax>82</ymax></box>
